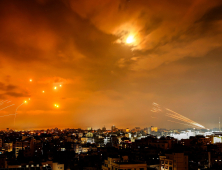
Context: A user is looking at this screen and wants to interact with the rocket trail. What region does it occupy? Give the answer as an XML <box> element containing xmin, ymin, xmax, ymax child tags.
<box><xmin>0</xmin><ymin>104</ymin><xmax>15</xmax><ymax>111</ymax></box>
<box><xmin>152</xmin><ymin>102</ymin><xmax>206</xmax><ymax>129</ymax></box>
<box><xmin>166</xmin><ymin>108</ymin><xmax>205</xmax><ymax>128</ymax></box>
<box><xmin>166</xmin><ymin>113</ymin><xmax>204</xmax><ymax>128</ymax></box>
<box><xmin>0</xmin><ymin>114</ymin><xmax>15</xmax><ymax>118</ymax></box>
<box><xmin>14</xmin><ymin>103</ymin><xmax>25</xmax><ymax>126</ymax></box>
<box><xmin>167</xmin><ymin>120</ymin><xmax>197</xmax><ymax>128</ymax></box>
<box><xmin>0</xmin><ymin>100</ymin><xmax>6</xmax><ymax>106</ymax></box>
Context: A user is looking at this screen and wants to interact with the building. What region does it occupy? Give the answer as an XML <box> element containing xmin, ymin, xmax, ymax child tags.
<box><xmin>0</xmin><ymin>154</ymin><xmax>6</xmax><ymax>168</ymax></box>
<box><xmin>102</xmin><ymin>126</ymin><xmax>106</xmax><ymax>131</ymax></box>
<box><xmin>14</xmin><ymin>141</ymin><xmax>23</xmax><ymax>158</ymax></box>
<box><xmin>81</xmin><ymin>137</ymin><xmax>94</xmax><ymax>144</ymax></box>
<box><xmin>125</xmin><ymin>133</ymin><xmax>131</xmax><ymax>138</ymax></box>
<box><xmin>87</xmin><ymin>127</ymin><xmax>92</xmax><ymax>131</ymax></box>
<box><xmin>0</xmin><ymin>139</ymin><xmax>2</xmax><ymax>148</ymax></box>
<box><xmin>86</xmin><ymin>132</ymin><xmax>93</xmax><ymax>138</ymax></box>
<box><xmin>159</xmin><ymin>153</ymin><xmax>188</xmax><ymax>170</ymax></box>
<box><xmin>52</xmin><ymin>162</ymin><xmax>64</xmax><ymax>170</ymax></box>
<box><xmin>3</xmin><ymin>142</ymin><xmax>13</xmax><ymax>152</ymax></box>
<box><xmin>111</xmin><ymin>125</ymin><xmax>116</xmax><ymax>131</ymax></box>
<box><xmin>135</xmin><ymin>127</ymin><xmax>141</xmax><ymax>132</ymax></box>
<box><xmin>78</xmin><ymin>133</ymin><xmax>83</xmax><ymax>138</ymax></box>
<box><xmin>151</xmin><ymin>126</ymin><xmax>158</xmax><ymax>132</ymax></box>
<box><xmin>126</xmin><ymin>128</ymin><xmax>130</xmax><ymax>133</ymax></box>
<box><xmin>74</xmin><ymin>144</ymin><xmax>82</xmax><ymax>154</ymax></box>
<box><xmin>147</xmin><ymin>127</ymin><xmax>151</xmax><ymax>134</ymax></box>
<box><xmin>102</xmin><ymin>156</ymin><xmax>147</xmax><ymax>170</ymax></box>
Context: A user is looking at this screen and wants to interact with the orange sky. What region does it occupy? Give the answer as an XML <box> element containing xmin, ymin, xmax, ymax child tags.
<box><xmin>0</xmin><ymin>0</ymin><xmax>222</xmax><ymax>130</ymax></box>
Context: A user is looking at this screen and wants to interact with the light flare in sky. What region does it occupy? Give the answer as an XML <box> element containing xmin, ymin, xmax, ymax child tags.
<box><xmin>126</xmin><ymin>35</ymin><xmax>135</xmax><ymax>44</ymax></box>
<box><xmin>54</xmin><ymin>104</ymin><xmax>59</xmax><ymax>108</ymax></box>
<box><xmin>1</xmin><ymin>74</ymin><xmax>64</xmax><ymax>128</ymax></box>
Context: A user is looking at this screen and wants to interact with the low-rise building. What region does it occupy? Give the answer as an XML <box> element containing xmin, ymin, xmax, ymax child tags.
<box><xmin>102</xmin><ymin>156</ymin><xmax>147</xmax><ymax>170</ymax></box>
<box><xmin>159</xmin><ymin>153</ymin><xmax>188</xmax><ymax>170</ymax></box>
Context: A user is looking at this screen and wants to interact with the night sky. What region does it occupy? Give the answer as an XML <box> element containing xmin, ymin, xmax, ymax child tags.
<box><xmin>0</xmin><ymin>0</ymin><xmax>222</xmax><ymax>130</ymax></box>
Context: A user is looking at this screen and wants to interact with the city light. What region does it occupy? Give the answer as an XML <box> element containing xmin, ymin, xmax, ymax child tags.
<box><xmin>0</xmin><ymin>0</ymin><xmax>221</xmax><ymax>168</ymax></box>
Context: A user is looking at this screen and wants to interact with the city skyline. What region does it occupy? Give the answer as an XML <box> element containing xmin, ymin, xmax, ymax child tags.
<box><xmin>1</xmin><ymin>0</ymin><xmax>222</xmax><ymax>129</ymax></box>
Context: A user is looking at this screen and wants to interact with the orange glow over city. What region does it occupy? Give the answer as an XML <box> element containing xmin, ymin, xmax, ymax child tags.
<box><xmin>0</xmin><ymin>0</ymin><xmax>222</xmax><ymax>130</ymax></box>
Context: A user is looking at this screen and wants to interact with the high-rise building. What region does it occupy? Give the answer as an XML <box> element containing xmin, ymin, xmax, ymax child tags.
<box><xmin>111</xmin><ymin>125</ymin><xmax>116</xmax><ymax>131</ymax></box>
<box><xmin>14</xmin><ymin>141</ymin><xmax>22</xmax><ymax>158</ymax></box>
<box><xmin>102</xmin><ymin>126</ymin><xmax>106</xmax><ymax>131</ymax></box>
<box><xmin>147</xmin><ymin>127</ymin><xmax>151</xmax><ymax>134</ymax></box>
